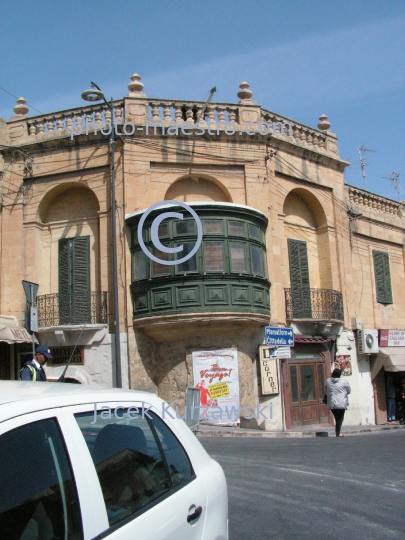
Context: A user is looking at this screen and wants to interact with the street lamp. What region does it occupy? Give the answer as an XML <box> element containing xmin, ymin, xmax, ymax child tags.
<box><xmin>81</xmin><ymin>82</ymin><xmax>122</xmax><ymax>388</ymax></box>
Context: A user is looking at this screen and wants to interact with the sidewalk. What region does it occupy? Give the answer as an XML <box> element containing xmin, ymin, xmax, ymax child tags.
<box><xmin>195</xmin><ymin>422</ymin><xmax>405</xmax><ymax>438</ymax></box>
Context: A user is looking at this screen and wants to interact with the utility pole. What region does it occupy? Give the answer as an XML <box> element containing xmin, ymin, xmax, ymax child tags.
<box><xmin>383</xmin><ymin>172</ymin><xmax>401</xmax><ymax>201</ymax></box>
<box><xmin>358</xmin><ymin>145</ymin><xmax>376</xmax><ymax>190</ymax></box>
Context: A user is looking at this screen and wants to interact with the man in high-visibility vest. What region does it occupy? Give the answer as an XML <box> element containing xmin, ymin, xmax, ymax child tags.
<box><xmin>20</xmin><ymin>346</ymin><xmax>52</xmax><ymax>381</ymax></box>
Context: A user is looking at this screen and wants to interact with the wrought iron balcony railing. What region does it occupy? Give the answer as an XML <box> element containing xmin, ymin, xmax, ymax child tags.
<box><xmin>284</xmin><ymin>288</ymin><xmax>344</xmax><ymax>321</ymax></box>
<box><xmin>36</xmin><ymin>292</ymin><xmax>108</xmax><ymax>327</ymax></box>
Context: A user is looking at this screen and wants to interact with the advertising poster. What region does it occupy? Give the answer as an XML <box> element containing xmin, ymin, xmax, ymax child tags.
<box><xmin>335</xmin><ymin>355</ymin><xmax>352</xmax><ymax>376</ymax></box>
<box><xmin>192</xmin><ymin>349</ymin><xmax>239</xmax><ymax>426</ymax></box>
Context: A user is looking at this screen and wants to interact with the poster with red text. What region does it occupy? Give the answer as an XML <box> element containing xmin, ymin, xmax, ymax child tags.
<box><xmin>192</xmin><ymin>349</ymin><xmax>239</xmax><ymax>426</ymax></box>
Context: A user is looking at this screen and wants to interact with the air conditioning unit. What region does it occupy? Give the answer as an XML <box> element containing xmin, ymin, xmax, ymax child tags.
<box><xmin>357</xmin><ymin>329</ymin><xmax>379</xmax><ymax>354</ymax></box>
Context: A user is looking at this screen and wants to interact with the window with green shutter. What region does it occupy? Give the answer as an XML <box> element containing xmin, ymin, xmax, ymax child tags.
<box><xmin>59</xmin><ymin>236</ymin><xmax>90</xmax><ymax>324</ymax></box>
<box><xmin>372</xmin><ymin>250</ymin><xmax>393</xmax><ymax>304</ymax></box>
<box><xmin>287</xmin><ymin>238</ymin><xmax>312</xmax><ymax>318</ymax></box>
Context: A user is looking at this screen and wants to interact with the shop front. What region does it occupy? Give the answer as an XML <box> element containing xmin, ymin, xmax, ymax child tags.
<box><xmin>371</xmin><ymin>336</ymin><xmax>405</xmax><ymax>425</ymax></box>
<box><xmin>0</xmin><ymin>315</ymin><xmax>37</xmax><ymax>380</ymax></box>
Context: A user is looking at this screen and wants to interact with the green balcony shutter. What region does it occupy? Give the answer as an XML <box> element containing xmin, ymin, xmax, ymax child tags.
<box><xmin>373</xmin><ymin>250</ymin><xmax>393</xmax><ymax>304</ymax></box>
<box><xmin>59</xmin><ymin>236</ymin><xmax>90</xmax><ymax>324</ymax></box>
<box><xmin>288</xmin><ymin>238</ymin><xmax>312</xmax><ymax>317</ymax></box>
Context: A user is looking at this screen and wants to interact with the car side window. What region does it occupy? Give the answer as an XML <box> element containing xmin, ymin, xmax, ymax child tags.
<box><xmin>75</xmin><ymin>411</ymin><xmax>171</xmax><ymax>526</ymax></box>
<box><xmin>0</xmin><ymin>418</ymin><xmax>83</xmax><ymax>540</ymax></box>
<box><xmin>149</xmin><ymin>413</ymin><xmax>194</xmax><ymax>487</ymax></box>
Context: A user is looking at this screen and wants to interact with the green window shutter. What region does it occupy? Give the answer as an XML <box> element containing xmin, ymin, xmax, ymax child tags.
<box><xmin>288</xmin><ymin>238</ymin><xmax>311</xmax><ymax>317</ymax></box>
<box><xmin>58</xmin><ymin>237</ymin><xmax>90</xmax><ymax>324</ymax></box>
<box><xmin>373</xmin><ymin>250</ymin><xmax>393</xmax><ymax>304</ymax></box>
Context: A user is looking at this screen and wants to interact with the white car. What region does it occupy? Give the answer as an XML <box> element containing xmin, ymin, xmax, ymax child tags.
<box><xmin>0</xmin><ymin>381</ymin><xmax>228</xmax><ymax>540</ymax></box>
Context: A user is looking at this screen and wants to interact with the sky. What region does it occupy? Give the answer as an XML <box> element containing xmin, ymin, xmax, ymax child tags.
<box><xmin>1</xmin><ymin>0</ymin><xmax>404</xmax><ymax>200</ymax></box>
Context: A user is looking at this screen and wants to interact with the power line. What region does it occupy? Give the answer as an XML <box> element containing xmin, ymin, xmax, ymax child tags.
<box><xmin>0</xmin><ymin>86</ymin><xmax>44</xmax><ymax>115</ymax></box>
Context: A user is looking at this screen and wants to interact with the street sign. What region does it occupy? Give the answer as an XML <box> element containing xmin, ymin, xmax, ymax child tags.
<box><xmin>274</xmin><ymin>346</ymin><xmax>291</xmax><ymax>358</ymax></box>
<box><xmin>30</xmin><ymin>307</ymin><xmax>38</xmax><ymax>332</ymax></box>
<box><xmin>22</xmin><ymin>280</ymin><xmax>39</xmax><ymax>304</ymax></box>
<box><xmin>265</xmin><ymin>326</ymin><xmax>294</xmax><ymax>347</ymax></box>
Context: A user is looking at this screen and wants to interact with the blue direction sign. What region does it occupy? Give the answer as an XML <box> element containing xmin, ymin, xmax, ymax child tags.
<box><xmin>265</xmin><ymin>326</ymin><xmax>294</xmax><ymax>347</ymax></box>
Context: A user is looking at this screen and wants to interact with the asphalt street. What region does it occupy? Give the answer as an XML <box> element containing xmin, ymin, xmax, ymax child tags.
<box><xmin>200</xmin><ymin>431</ymin><xmax>405</xmax><ymax>540</ymax></box>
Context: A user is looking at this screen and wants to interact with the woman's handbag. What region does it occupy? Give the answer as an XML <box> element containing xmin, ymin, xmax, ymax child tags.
<box><xmin>322</xmin><ymin>394</ymin><xmax>327</xmax><ymax>404</ymax></box>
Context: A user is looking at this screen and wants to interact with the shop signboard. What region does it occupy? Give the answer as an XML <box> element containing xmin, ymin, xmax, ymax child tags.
<box><xmin>192</xmin><ymin>349</ymin><xmax>239</xmax><ymax>425</ymax></box>
<box><xmin>265</xmin><ymin>326</ymin><xmax>294</xmax><ymax>346</ymax></box>
<box><xmin>259</xmin><ymin>346</ymin><xmax>280</xmax><ymax>395</ymax></box>
<box><xmin>379</xmin><ymin>330</ymin><xmax>405</xmax><ymax>347</ymax></box>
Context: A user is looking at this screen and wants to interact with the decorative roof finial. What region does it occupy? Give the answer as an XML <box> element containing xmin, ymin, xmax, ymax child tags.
<box><xmin>237</xmin><ymin>81</ymin><xmax>256</xmax><ymax>104</ymax></box>
<box><xmin>317</xmin><ymin>114</ymin><xmax>331</xmax><ymax>132</ymax></box>
<box><xmin>128</xmin><ymin>73</ymin><xmax>146</xmax><ymax>97</ymax></box>
<box><xmin>13</xmin><ymin>97</ymin><xmax>29</xmax><ymax>118</ymax></box>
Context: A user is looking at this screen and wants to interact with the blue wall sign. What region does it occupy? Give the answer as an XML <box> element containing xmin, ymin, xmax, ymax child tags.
<box><xmin>265</xmin><ymin>327</ymin><xmax>294</xmax><ymax>346</ymax></box>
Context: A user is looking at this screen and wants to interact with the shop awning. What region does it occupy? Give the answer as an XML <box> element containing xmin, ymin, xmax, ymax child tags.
<box><xmin>371</xmin><ymin>347</ymin><xmax>405</xmax><ymax>379</ymax></box>
<box><xmin>0</xmin><ymin>324</ymin><xmax>36</xmax><ymax>344</ymax></box>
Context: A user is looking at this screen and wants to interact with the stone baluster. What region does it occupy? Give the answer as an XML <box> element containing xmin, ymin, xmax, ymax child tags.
<box><xmin>105</xmin><ymin>108</ymin><xmax>112</xmax><ymax>125</ymax></box>
<box><xmin>47</xmin><ymin>116</ymin><xmax>55</xmax><ymax>132</ymax></box>
<box><xmin>163</xmin><ymin>104</ymin><xmax>172</xmax><ymax>124</ymax></box>
<box><xmin>86</xmin><ymin>111</ymin><xmax>93</xmax><ymax>132</ymax></box>
<box><xmin>65</xmin><ymin>113</ymin><xmax>73</xmax><ymax>132</ymax></box>
<box><xmin>185</xmin><ymin>106</ymin><xmax>194</xmax><ymax>125</ymax></box>
<box><xmin>319</xmin><ymin>135</ymin><xmax>326</xmax><ymax>149</ymax></box>
<box><xmin>115</xmin><ymin>106</ymin><xmax>123</xmax><ymax>125</ymax></box>
<box><xmin>28</xmin><ymin>121</ymin><xmax>37</xmax><ymax>137</ymax></box>
<box><xmin>228</xmin><ymin>107</ymin><xmax>237</xmax><ymax>124</ymax></box>
<box><xmin>195</xmin><ymin>105</ymin><xmax>205</xmax><ymax>123</ymax></box>
<box><xmin>175</xmin><ymin>104</ymin><xmax>183</xmax><ymax>125</ymax></box>
<box><xmin>207</xmin><ymin>106</ymin><xmax>215</xmax><ymax>125</ymax></box>
<box><xmin>37</xmin><ymin>118</ymin><xmax>45</xmax><ymax>135</ymax></box>
<box><xmin>95</xmin><ymin>108</ymin><xmax>102</xmax><ymax>130</ymax></box>
<box><xmin>55</xmin><ymin>114</ymin><xmax>63</xmax><ymax>131</ymax></box>
<box><xmin>218</xmin><ymin>107</ymin><xmax>226</xmax><ymax>126</ymax></box>
<box><xmin>151</xmin><ymin>103</ymin><xmax>160</xmax><ymax>122</ymax></box>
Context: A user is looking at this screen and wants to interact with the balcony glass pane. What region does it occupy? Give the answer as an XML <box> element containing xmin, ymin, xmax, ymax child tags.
<box><xmin>204</xmin><ymin>242</ymin><xmax>224</xmax><ymax>271</ymax></box>
<box><xmin>203</xmin><ymin>220</ymin><xmax>222</xmax><ymax>234</ymax></box>
<box><xmin>153</xmin><ymin>247</ymin><xmax>169</xmax><ymax>275</ymax></box>
<box><xmin>251</xmin><ymin>245</ymin><xmax>263</xmax><ymax>275</ymax></box>
<box><xmin>177</xmin><ymin>242</ymin><xmax>197</xmax><ymax>272</ymax></box>
<box><xmin>158</xmin><ymin>222</ymin><xmax>168</xmax><ymax>237</ymax></box>
<box><xmin>230</xmin><ymin>242</ymin><xmax>246</xmax><ymax>272</ymax></box>
<box><xmin>175</xmin><ymin>220</ymin><xmax>195</xmax><ymax>235</ymax></box>
<box><xmin>248</xmin><ymin>223</ymin><xmax>260</xmax><ymax>240</ymax></box>
<box><xmin>228</xmin><ymin>221</ymin><xmax>244</xmax><ymax>236</ymax></box>
<box><xmin>290</xmin><ymin>366</ymin><xmax>299</xmax><ymax>402</ymax></box>
<box><xmin>133</xmin><ymin>250</ymin><xmax>146</xmax><ymax>280</ymax></box>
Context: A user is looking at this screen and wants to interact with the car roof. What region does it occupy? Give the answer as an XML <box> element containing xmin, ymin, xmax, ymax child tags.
<box><xmin>0</xmin><ymin>381</ymin><xmax>163</xmax><ymax>422</ymax></box>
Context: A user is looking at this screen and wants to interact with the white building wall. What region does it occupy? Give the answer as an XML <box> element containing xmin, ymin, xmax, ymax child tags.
<box><xmin>336</xmin><ymin>330</ymin><xmax>374</xmax><ymax>426</ymax></box>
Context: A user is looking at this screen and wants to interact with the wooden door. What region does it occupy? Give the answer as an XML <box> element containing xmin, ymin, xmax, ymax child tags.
<box><xmin>289</xmin><ymin>361</ymin><xmax>328</xmax><ymax>427</ymax></box>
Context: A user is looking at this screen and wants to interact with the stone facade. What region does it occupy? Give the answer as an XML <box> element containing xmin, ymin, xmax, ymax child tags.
<box><xmin>0</xmin><ymin>76</ymin><xmax>404</xmax><ymax>429</ymax></box>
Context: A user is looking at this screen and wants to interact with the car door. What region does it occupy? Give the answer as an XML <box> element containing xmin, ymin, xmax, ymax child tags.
<box><xmin>60</xmin><ymin>401</ymin><xmax>207</xmax><ymax>540</ymax></box>
<box><xmin>0</xmin><ymin>409</ymin><xmax>86</xmax><ymax>540</ymax></box>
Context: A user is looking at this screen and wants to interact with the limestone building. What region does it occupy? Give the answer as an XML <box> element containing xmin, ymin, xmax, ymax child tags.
<box><xmin>0</xmin><ymin>73</ymin><xmax>404</xmax><ymax>429</ymax></box>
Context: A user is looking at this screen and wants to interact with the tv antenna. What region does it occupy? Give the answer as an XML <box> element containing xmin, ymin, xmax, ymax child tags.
<box><xmin>383</xmin><ymin>172</ymin><xmax>401</xmax><ymax>201</ymax></box>
<box><xmin>358</xmin><ymin>145</ymin><xmax>376</xmax><ymax>189</ymax></box>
